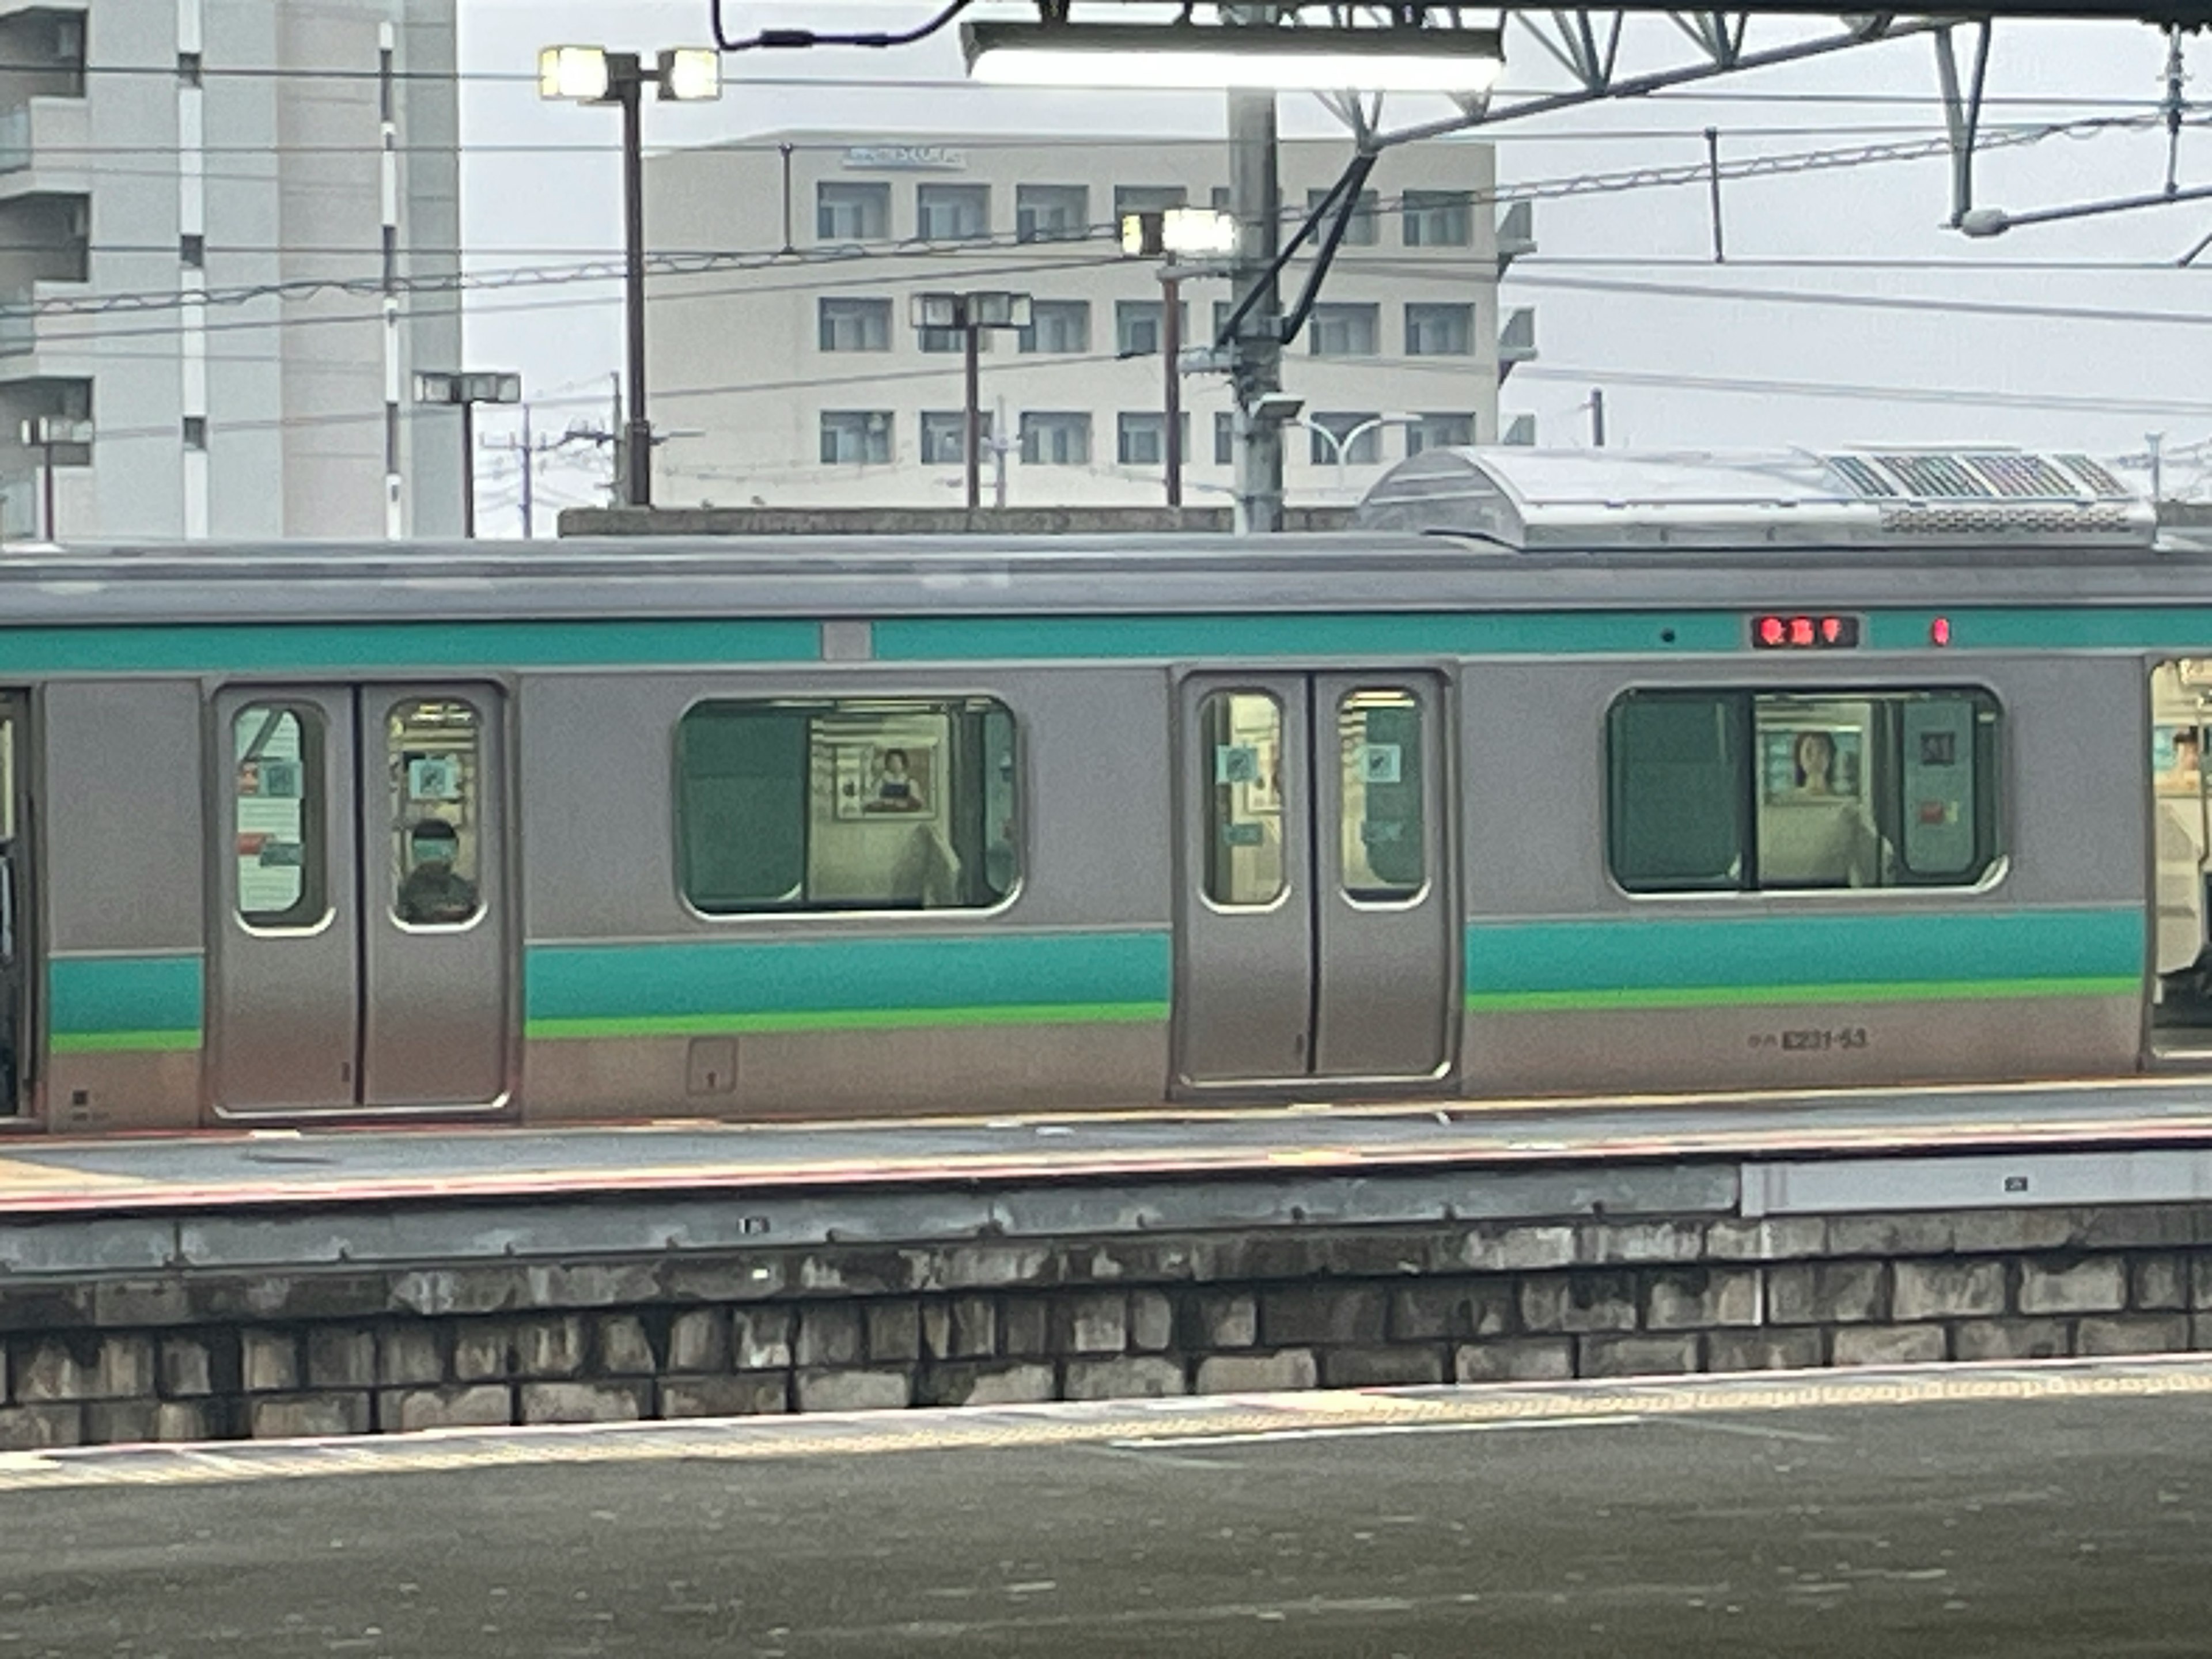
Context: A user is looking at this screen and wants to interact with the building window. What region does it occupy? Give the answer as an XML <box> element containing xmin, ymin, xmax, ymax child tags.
<box><xmin>920</xmin><ymin>410</ymin><xmax>994</xmax><ymax>465</ymax></box>
<box><xmin>1403</xmin><ymin>189</ymin><xmax>1473</xmax><ymax>248</ymax></box>
<box><xmin>817</xmin><ymin>297</ymin><xmax>891</xmax><ymax>353</ymax></box>
<box><xmin>917</xmin><ymin>183</ymin><xmax>990</xmax><ymax>241</ymax></box>
<box><xmin>180</xmin><ymin>233</ymin><xmax>205</xmax><ymax>269</ymax></box>
<box><xmin>176</xmin><ymin>51</ymin><xmax>203</xmax><ymax>89</ymax></box>
<box><xmin>1210</xmin><ymin>185</ymin><xmax>1232</xmax><ymax>213</ymax></box>
<box><xmin>1309</xmin><ymin>412</ymin><xmax>1381</xmax><ymax>467</ymax></box>
<box><xmin>1114</xmin><ymin>185</ymin><xmax>1187</xmax><ymax>222</ymax></box>
<box><xmin>1116</xmin><ymin>412</ymin><xmax>1188</xmax><ymax>467</ymax></box>
<box><xmin>677</xmin><ymin>698</ymin><xmax>1020</xmax><ymax>914</ymax></box>
<box><xmin>817</xmin><ymin>181</ymin><xmax>889</xmax><ymax>242</ymax></box>
<box><xmin>1406</xmin><ymin>413</ymin><xmax>1476</xmax><ymax>456</ymax></box>
<box><xmin>1018</xmin><ymin>300</ymin><xmax>1089</xmax><ymax>355</ymax></box>
<box><xmin>1115</xmin><ymin>299</ymin><xmax>1188</xmax><ymax>358</ymax></box>
<box><xmin>1607</xmin><ymin>688</ymin><xmax>2002</xmax><ymax>894</ymax></box>
<box><xmin>1306</xmin><ymin>187</ymin><xmax>1379</xmax><ymax>246</ymax></box>
<box><xmin>820</xmin><ymin>410</ymin><xmax>893</xmax><ymax>465</ymax></box>
<box><xmin>1016</xmin><ymin>184</ymin><xmax>1088</xmax><ymax>243</ymax></box>
<box><xmin>182</xmin><ymin>415</ymin><xmax>207</xmax><ymax>450</ymax></box>
<box><xmin>1309</xmin><ymin>304</ymin><xmax>1380</xmax><ymax>358</ymax></box>
<box><xmin>1020</xmin><ymin>412</ymin><xmax>1091</xmax><ymax>465</ymax></box>
<box><xmin>1405</xmin><ymin>302</ymin><xmax>1474</xmax><ymax>357</ymax></box>
<box><xmin>1214</xmin><ymin>411</ymin><xmax>1234</xmax><ymax>466</ymax></box>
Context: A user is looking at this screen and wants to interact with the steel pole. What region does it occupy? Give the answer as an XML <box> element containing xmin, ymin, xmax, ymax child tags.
<box><xmin>619</xmin><ymin>72</ymin><xmax>652</xmax><ymax>508</ymax></box>
<box><xmin>460</xmin><ymin>399</ymin><xmax>476</xmax><ymax>538</ymax></box>
<box><xmin>1162</xmin><ymin>272</ymin><xmax>1183</xmax><ymax>508</ymax></box>
<box><xmin>1228</xmin><ymin>78</ymin><xmax>1282</xmax><ymax>535</ymax></box>
<box><xmin>963</xmin><ymin>318</ymin><xmax>982</xmax><ymax>512</ymax></box>
<box><xmin>40</xmin><ymin>442</ymin><xmax>52</xmax><ymax>542</ymax></box>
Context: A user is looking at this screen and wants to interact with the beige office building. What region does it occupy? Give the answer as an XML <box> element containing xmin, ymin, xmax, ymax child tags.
<box><xmin>644</xmin><ymin>131</ymin><xmax>1533</xmax><ymax>510</ymax></box>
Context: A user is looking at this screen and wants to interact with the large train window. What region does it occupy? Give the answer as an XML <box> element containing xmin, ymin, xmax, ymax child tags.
<box><xmin>1199</xmin><ymin>690</ymin><xmax>1286</xmax><ymax>908</ymax></box>
<box><xmin>232</xmin><ymin>704</ymin><xmax>327</xmax><ymax>929</ymax></box>
<box><xmin>1338</xmin><ymin>688</ymin><xmax>1425</xmax><ymax>903</ymax></box>
<box><xmin>677</xmin><ymin>696</ymin><xmax>1019</xmax><ymax>914</ymax></box>
<box><xmin>1607</xmin><ymin>687</ymin><xmax>2001</xmax><ymax>895</ymax></box>
<box><xmin>387</xmin><ymin>698</ymin><xmax>484</xmax><ymax>929</ymax></box>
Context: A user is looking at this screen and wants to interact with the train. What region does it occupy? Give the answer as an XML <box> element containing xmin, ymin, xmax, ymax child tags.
<box><xmin>1</xmin><ymin>444</ymin><xmax>2205</xmax><ymax>1134</ymax></box>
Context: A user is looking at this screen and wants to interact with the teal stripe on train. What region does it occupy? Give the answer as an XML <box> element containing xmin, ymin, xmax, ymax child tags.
<box><xmin>1463</xmin><ymin>907</ymin><xmax>2144</xmax><ymax>1013</ymax></box>
<box><xmin>873</xmin><ymin>612</ymin><xmax>1744</xmax><ymax>661</ymax></box>
<box><xmin>525</xmin><ymin>930</ymin><xmax>1173</xmax><ymax>1039</ymax></box>
<box><xmin>1872</xmin><ymin>608</ymin><xmax>2212</xmax><ymax>653</ymax></box>
<box><xmin>0</xmin><ymin>619</ymin><xmax>820</xmax><ymax>676</ymax></box>
<box><xmin>48</xmin><ymin>953</ymin><xmax>203</xmax><ymax>1053</ymax></box>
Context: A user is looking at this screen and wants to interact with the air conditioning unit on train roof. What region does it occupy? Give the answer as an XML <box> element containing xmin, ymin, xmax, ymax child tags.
<box><xmin>1353</xmin><ymin>445</ymin><xmax>2157</xmax><ymax>554</ymax></box>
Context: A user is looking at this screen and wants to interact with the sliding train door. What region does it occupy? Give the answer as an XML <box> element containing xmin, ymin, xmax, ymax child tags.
<box><xmin>1172</xmin><ymin>670</ymin><xmax>1456</xmax><ymax>1093</ymax></box>
<box><xmin>210</xmin><ymin>684</ymin><xmax>510</xmax><ymax>1117</ymax></box>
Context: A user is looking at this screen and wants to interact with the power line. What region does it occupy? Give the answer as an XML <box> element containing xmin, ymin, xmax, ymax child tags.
<box><xmin>1502</xmin><ymin>361</ymin><xmax>2212</xmax><ymax>420</ymax></box>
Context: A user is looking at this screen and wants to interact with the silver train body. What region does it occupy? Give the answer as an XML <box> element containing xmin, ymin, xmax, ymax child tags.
<box><xmin>7</xmin><ymin>447</ymin><xmax>2207</xmax><ymax>1132</ymax></box>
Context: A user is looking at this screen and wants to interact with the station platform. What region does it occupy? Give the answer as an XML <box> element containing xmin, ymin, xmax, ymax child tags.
<box><xmin>3</xmin><ymin>1073</ymin><xmax>2212</xmax><ymax>1218</ymax></box>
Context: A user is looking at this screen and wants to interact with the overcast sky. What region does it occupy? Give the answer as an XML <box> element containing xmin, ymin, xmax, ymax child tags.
<box><xmin>454</xmin><ymin>2</ymin><xmax>2212</xmax><ymax>529</ymax></box>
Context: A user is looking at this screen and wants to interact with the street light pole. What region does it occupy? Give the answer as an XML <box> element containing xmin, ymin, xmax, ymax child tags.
<box><xmin>540</xmin><ymin>45</ymin><xmax>722</xmax><ymax>514</ymax></box>
<box><xmin>616</xmin><ymin>58</ymin><xmax>650</xmax><ymax>508</ymax></box>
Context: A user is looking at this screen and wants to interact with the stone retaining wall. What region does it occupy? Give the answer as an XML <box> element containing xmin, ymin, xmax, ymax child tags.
<box><xmin>4</xmin><ymin>1202</ymin><xmax>2210</xmax><ymax>1447</ymax></box>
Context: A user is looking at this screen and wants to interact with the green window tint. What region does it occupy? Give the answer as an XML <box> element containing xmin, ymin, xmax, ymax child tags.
<box><xmin>1339</xmin><ymin>688</ymin><xmax>1424</xmax><ymax>902</ymax></box>
<box><xmin>1200</xmin><ymin>690</ymin><xmax>1286</xmax><ymax>908</ymax></box>
<box><xmin>1608</xmin><ymin>687</ymin><xmax>2003</xmax><ymax>895</ymax></box>
<box><xmin>233</xmin><ymin>704</ymin><xmax>327</xmax><ymax>929</ymax></box>
<box><xmin>1607</xmin><ymin>692</ymin><xmax>1746</xmax><ymax>893</ymax></box>
<box><xmin>677</xmin><ymin>698</ymin><xmax>1019</xmax><ymax>915</ymax></box>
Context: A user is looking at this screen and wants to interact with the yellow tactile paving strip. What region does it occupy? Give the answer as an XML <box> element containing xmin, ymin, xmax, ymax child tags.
<box><xmin>2</xmin><ymin>1360</ymin><xmax>2208</xmax><ymax>1494</ymax></box>
<box><xmin>0</xmin><ymin>1156</ymin><xmax>143</xmax><ymax>1191</ymax></box>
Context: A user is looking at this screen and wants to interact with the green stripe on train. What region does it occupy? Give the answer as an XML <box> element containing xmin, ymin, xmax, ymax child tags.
<box><xmin>48</xmin><ymin>953</ymin><xmax>203</xmax><ymax>1053</ymax></box>
<box><xmin>873</xmin><ymin>612</ymin><xmax>1746</xmax><ymax>661</ymax></box>
<box><xmin>1463</xmin><ymin>907</ymin><xmax>2143</xmax><ymax>1014</ymax></box>
<box><xmin>523</xmin><ymin>930</ymin><xmax>1174</xmax><ymax>1040</ymax></box>
<box><xmin>1870</xmin><ymin>607</ymin><xmax>2212</xmax><ymax>653</ymax></box>
<box><xmin>0</xmin><ymin>618</ymin><xmax>820</xmax><ymax>676</ymax></box>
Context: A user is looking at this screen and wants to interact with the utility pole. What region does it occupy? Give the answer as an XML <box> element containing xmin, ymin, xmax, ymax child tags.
<box><xmin>1228</xmin><ymin>76</ymin><xmax>1283</xmax><ymax>534</ymax></box>
<box><xmin>992</xmin><ymin>393</ymin><xmax>1010</xmax><ymax>509</ymax></box>
<box><xmin>479</xmin><ymin>403</ymin><xmax>571</xmax><ymax>538</ymax></box>
<box><xmin>963</xmin><ymin>317</ymin><xmax>982</xmax><ymax>512</ymax></box>
<box><xmin>609</xmin><ymin>372</ymin><xmax>627</xmax><ymax>506</ymax></box>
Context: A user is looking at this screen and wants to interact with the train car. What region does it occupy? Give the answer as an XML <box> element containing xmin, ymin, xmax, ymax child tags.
<box><xmin>2</xmin><ymin>445</ymin><xmax>2205</xmax><ymax>1133</ymax></box>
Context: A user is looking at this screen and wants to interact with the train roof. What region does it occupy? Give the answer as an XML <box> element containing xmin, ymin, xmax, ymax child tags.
<box><xmin>0</xmin><ymin>444</ymin><xmax>2202</xmax><ymax>628</ymax></box>
<box><xmin>1355</xmin><ymin>446</ymin><xmax>2157</xmax><ymax>551</ymax></box>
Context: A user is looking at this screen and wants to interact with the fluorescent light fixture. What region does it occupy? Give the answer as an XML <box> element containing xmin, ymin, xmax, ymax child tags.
<box><xmin>1163</xmin><ymin>207</ymin><xmax>1239</xmax><ymax>256</ymax></box>
<box><xmin>657</xmin><ymin>47</ymin><xmax>722</xmax><ymax>102</ymax></box>
<box><xmin>962</xmin><ymin>22</ymin><xmax>1503</xmax><ymax>92</ymax></box>
<box><xmin>20</xmin><ymin>417</ymin><xmax>91</xmax><ymax>446</ymax></box>
<box><xmin>416</xmin><ymin>372</ymin><xmax>523</xmax><ymax>406</ymax></box>
<box><xmin>537</xmin><ymin>44</ymin><xmax>610</xmax><ymax>101</ymax></box>
<box><xmin>911</xmin><ymin>292</ymin><xmax>961</xmax><ymax>330</ymax></box>
<box><xmin>966</xmin><ymin>291</ymin><xmax>1032</xmax><ymax>329</ymax></box>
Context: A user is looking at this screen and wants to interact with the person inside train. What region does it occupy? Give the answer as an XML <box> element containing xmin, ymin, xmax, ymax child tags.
<box><xmin>396</xmin><ymin>819</ymin><xmax>478</xmax><ymax>925</ymax></box>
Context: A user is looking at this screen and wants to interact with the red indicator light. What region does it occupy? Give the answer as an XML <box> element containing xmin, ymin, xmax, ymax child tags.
<box><xmin>1789</xmin><ymin>616</ymin><xmax>1816</xmax><ymax>647</ymax></box>
<box><xmin>1930</xmin><ymin>616</ymin><xmax>1952</xmax><ymax>647</ymax></box>
<box><xmin>1756</xmin><ymin>615</ymin><xmax>1786</xmax><ymax>647</ymax></box>
<box><xmin>1819</xmin><ymin>616</ymin><xmax>1843</xmax><ymax>645</ymax></box>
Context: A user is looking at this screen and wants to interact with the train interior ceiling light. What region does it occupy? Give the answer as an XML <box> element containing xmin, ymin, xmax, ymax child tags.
<box><xmin>959</xmin><ymin>21</ymin><xmax>1506</xmax><ymax>90</ymax></box>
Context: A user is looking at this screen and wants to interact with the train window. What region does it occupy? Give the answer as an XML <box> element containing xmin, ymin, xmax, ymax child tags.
<box><xmin>232</xmin><ymin>704</ymin><xmax>327</xmax><ymax>929</ymax></box>
<box><xmin>1200</xmin><ymin>691</ymin><xmax>1286</xmax><ymax>908</ymax></box>
<box><xmin>677</xmin><ymin>696</ymin><xmax>1019</xmax><ymax>914</ymax></box>
<box><xmin>388</xmin><ymin>699</ymin><xmax>484</xmax><ymax>928</ymax></box>
<box><xmin>1608</xmin><ymin>688</ymin><xmax>2001</xmax><ymax>895</ymax></box>
<box><xmin>1339</xmin><ymin>689</ymin><xmax>1425</xmax><ymax>902</ymax></box>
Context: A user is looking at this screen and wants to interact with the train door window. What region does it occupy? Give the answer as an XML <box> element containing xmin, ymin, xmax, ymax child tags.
<box><xmin>677</xmin><ymin>696</ymin><xmax>1019</xmax><ymax>914</ymax></box>
<box><xmin>1338</xmin><ymin>688</ymin><xmax>1425</xmax><ymax>902</ymax></box>
<box><xmin>232</xmin><ymin>704</ymin><xmax>326</xmax><ymax>929</ymax></box>
<box><xmin>388</xmin><ymin>698</ymin><xmax>484</xmax><ymax>928</ymax></box>
<box><xmin>1199</xmin><ymin>690</ymin><xmax>1286</xmax><ymax>908</ymax></box>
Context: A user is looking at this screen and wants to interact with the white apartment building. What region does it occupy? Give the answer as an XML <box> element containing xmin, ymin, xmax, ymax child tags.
<box><xmin>0</xmin><ymin>0</ymin><xmax>463</xmax><ymax>540</ymax></box>
<box><xmin>645</xmin><ymin>131</ymin><xmax>1533</xmax><ymax>510</ymax></box>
